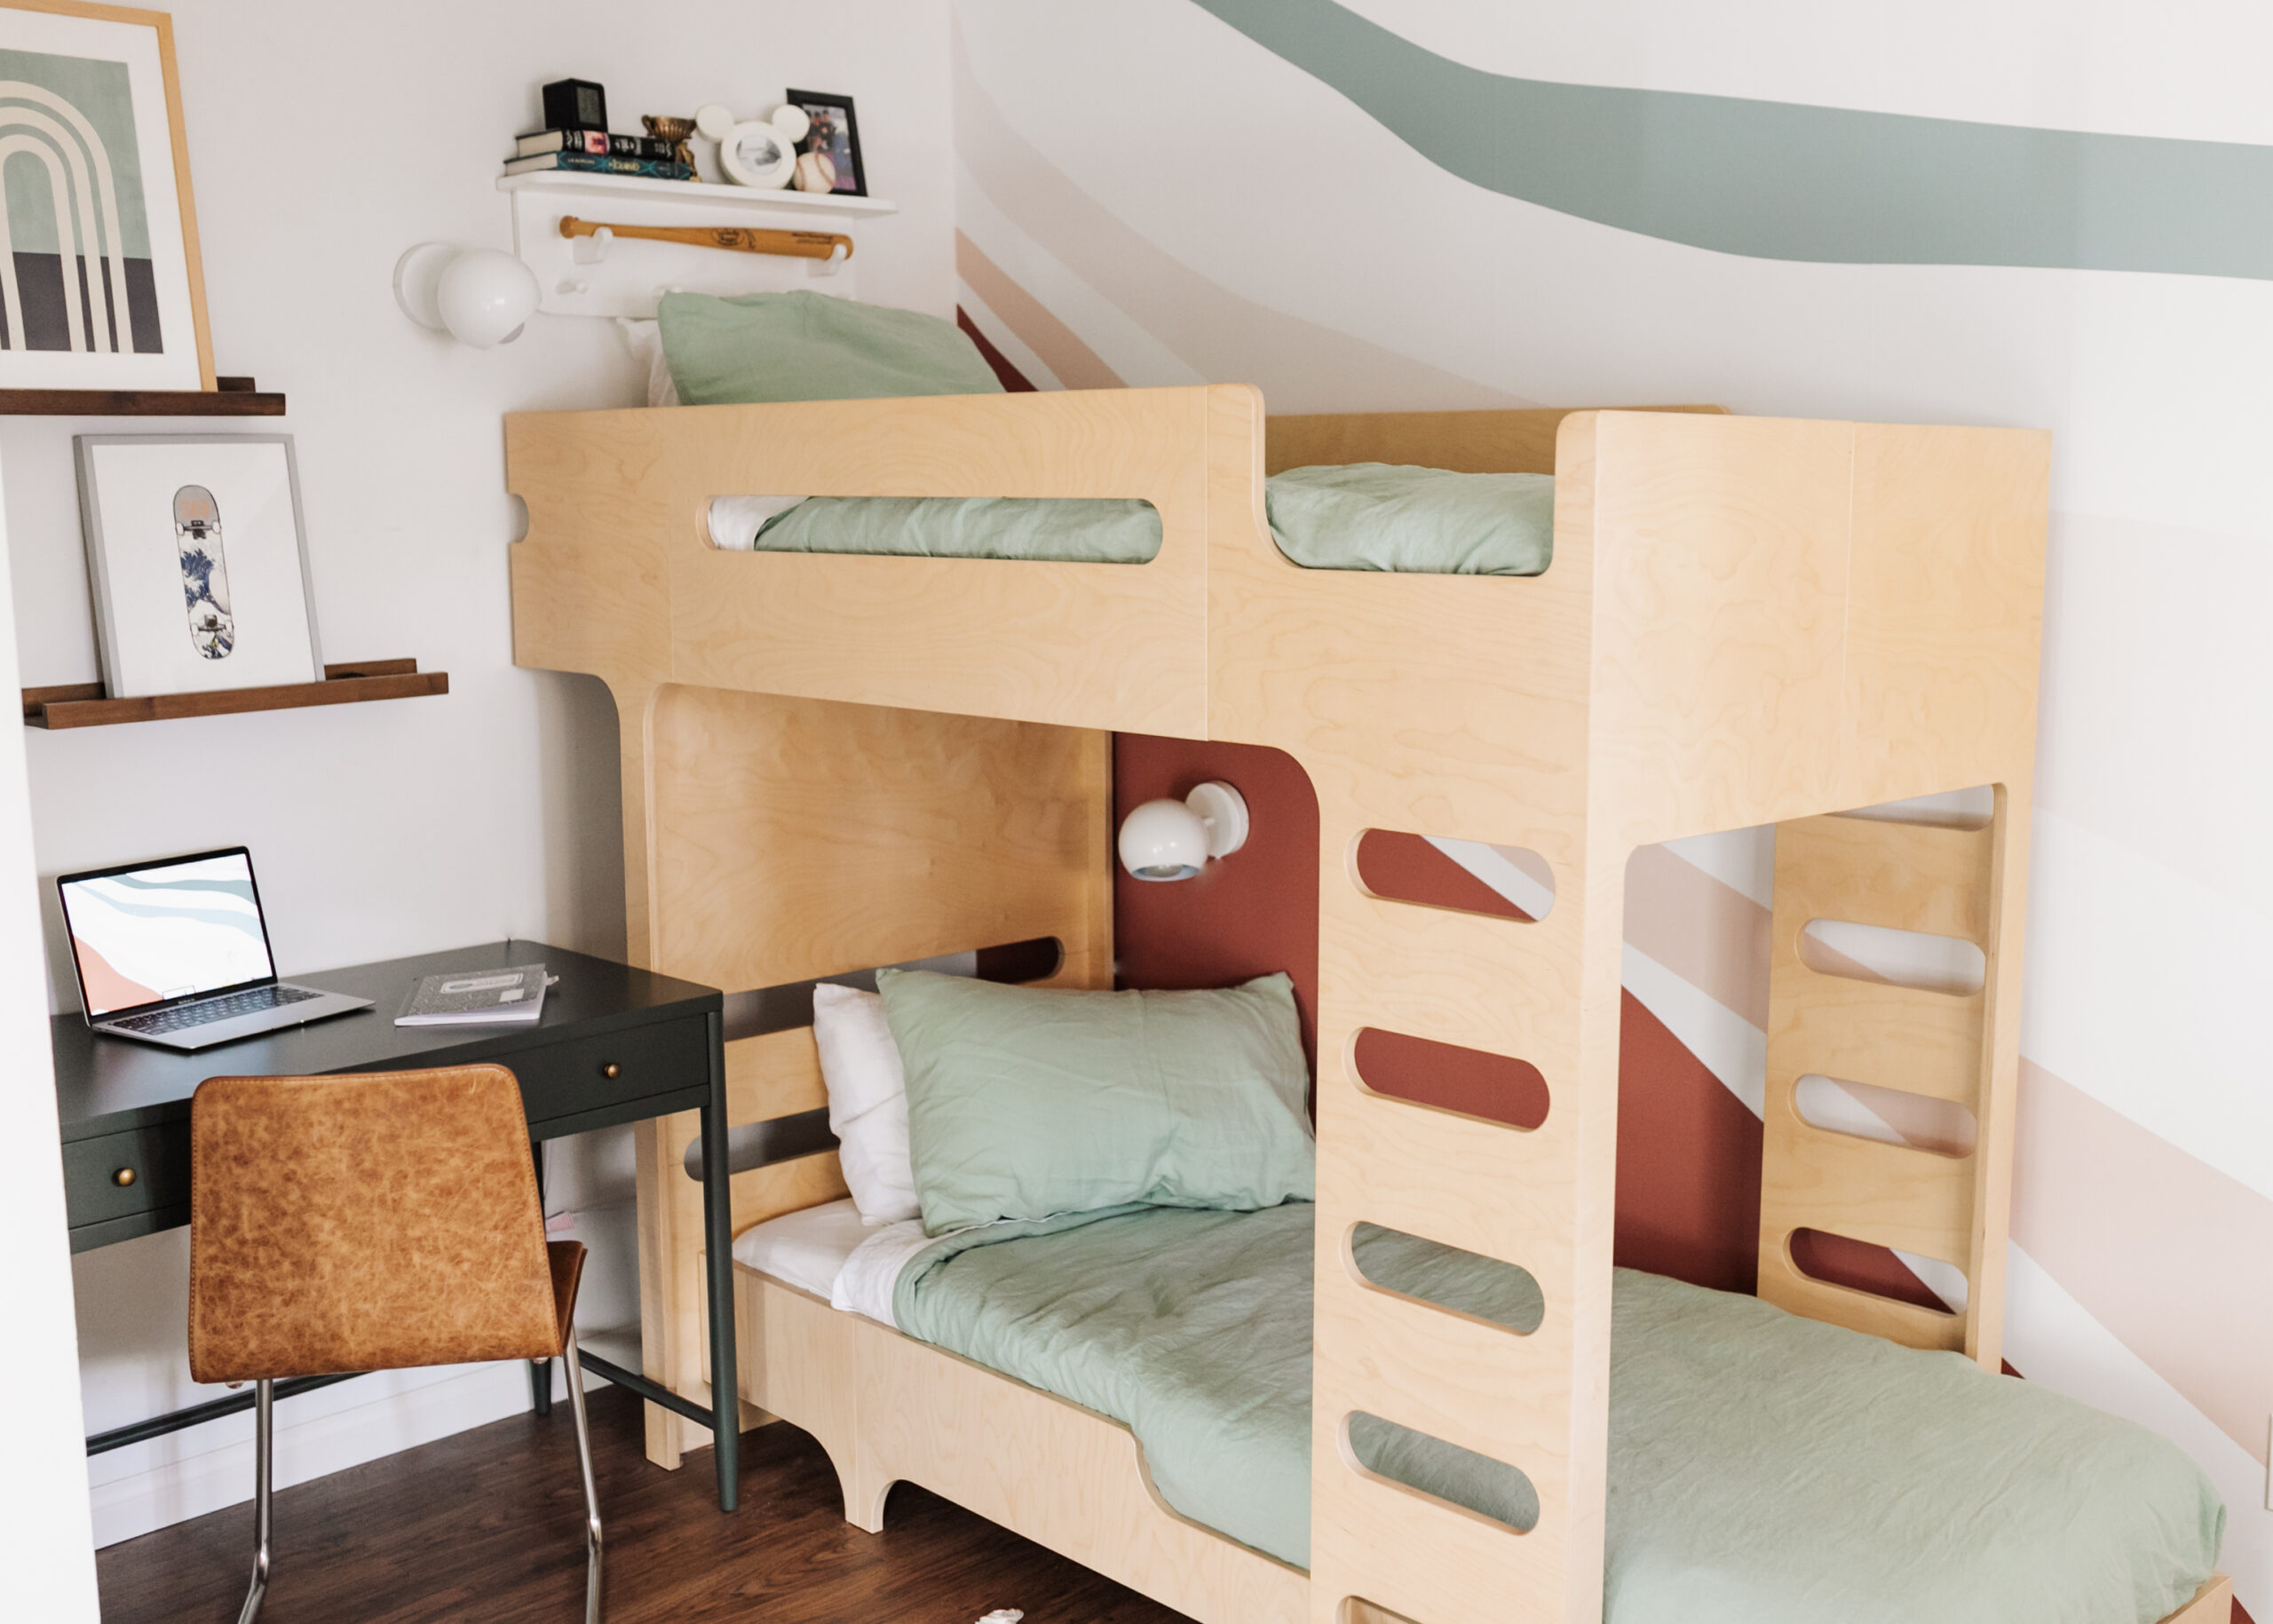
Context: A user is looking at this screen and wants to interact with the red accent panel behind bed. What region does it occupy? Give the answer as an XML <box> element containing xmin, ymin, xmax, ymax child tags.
<box><xmin>1113</xmin><ymin>734</ymin><xmax>1320</xmax><ymax>1071</ymax></box>
<box><xmin>1111</xmin><ymin>732</ymin><xmax>1953</xmax><ymax>1314</ymax></box>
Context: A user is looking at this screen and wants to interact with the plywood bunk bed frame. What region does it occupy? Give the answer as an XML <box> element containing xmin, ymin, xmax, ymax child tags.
<box><xmin>505</xmin><ymin>388</ymin><xmax>2229</xmax><ymax>1624</ymax></box>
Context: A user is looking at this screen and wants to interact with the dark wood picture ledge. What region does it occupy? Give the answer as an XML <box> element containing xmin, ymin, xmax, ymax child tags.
<box><xmin>23</xmin><ymin>660</ymin><xmax>446</xmax><ymax>729</ymax></box>
<box><xmin>0</xmin><ymin>376</ymin><xmax>284</xmax><ymax>416</ymax></box>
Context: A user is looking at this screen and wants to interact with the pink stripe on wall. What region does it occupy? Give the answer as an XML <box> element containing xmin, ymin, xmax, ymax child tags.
<box><xmin>2014</xmin><ymin>1059</ymin><xmax>2273</xmax><ymax>1465</ymax></box>
<box><xmin>954</xmin><ymin>231</ymin><xmax>1125</xmax><ymax>391</ymax></box>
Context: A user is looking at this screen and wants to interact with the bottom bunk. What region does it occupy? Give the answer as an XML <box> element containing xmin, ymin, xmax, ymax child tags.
<box><xmin>728</xmin><ymin>1198</ymin><xmax>2229</xmax><ymax>1624</ymax></box>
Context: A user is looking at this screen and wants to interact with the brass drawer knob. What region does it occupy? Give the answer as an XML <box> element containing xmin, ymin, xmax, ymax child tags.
<box><xmin>113</xmin><ymin>1168</ymin><xmax>136</xmax><ymax>1188</ymax></box>
<box><xmin>601</xmin><ymin>1062</ymin><xmax>621</xmax><ymax>1079</ymax></box>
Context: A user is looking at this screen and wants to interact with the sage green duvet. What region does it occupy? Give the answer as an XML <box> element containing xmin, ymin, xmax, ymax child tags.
<box><xmin>892</xmin><ymin>1203</ymin><xmax>2223</xmax><ymax>1622</ymax></box>
<box><xmin>748</xmin><ymin>463</ymin><xmax>1556</xmax><ymax>575</ymax></box>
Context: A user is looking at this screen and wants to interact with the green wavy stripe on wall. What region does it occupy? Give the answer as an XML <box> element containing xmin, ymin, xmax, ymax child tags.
<box><xmin>1191</xmin><ymin>0</ymin><xmax>2273</xmax><ymax>280</ymax></box>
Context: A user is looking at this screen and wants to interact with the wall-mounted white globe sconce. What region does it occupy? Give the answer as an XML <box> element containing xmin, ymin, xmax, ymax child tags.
<box><xmin>392</xmin><ymin>243</ymin><xmax>541</xmax><ymax>347</ymax></box>
<box><xmin>1117</xmin><ymin>781</ymin><xmax>1250</xmax><ymax>882</ymax></box>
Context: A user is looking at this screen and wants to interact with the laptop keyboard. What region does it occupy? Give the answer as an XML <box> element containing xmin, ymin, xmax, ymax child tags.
<box><xmin>111</xmin><ymin>984</ymin><xmax>321</xmax><ymax>1034</ymax></box>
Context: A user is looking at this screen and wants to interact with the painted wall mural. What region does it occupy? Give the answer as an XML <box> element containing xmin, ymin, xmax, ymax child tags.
<box><xmin>954</xmin><ymin>1</ymin><xmax>2273</xmax><ymax>1614</ymax></box>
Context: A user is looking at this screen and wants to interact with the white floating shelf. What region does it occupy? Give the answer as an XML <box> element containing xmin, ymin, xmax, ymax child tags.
<box><xmin>496</xmin><ymin>169</ymin><xmax>897</xmax><ymax>217</ymax></box>
<box><xmin>498</xmin><ymin>170</ymin><xmax>898</xmax><ymax>318</ymax></box>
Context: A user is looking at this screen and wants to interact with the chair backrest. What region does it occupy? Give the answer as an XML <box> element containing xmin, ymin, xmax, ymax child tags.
<box><xmin>188</xmin><ymin>1065</ymin><xmax>559</xmax><ymax>1383</ymax></box>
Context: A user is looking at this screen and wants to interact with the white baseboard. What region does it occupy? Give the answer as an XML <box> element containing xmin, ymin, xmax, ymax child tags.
<box><xmin>89</xmin><ymin>1358</ymin><xmax>605</xmax><ymax>1549</ymax></box>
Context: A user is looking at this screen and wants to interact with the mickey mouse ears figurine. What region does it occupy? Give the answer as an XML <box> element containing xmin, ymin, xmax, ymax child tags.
<box><xmin>695</xmin><ymin>101</ymin><xmax>820</xmax><ymax>191</ymax></box>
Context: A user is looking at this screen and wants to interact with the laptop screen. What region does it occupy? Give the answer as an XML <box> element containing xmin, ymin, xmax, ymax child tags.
<box><xmin>59</xmin><ymin>849</ymin><xmax>275</xmax><ymax>1017</ymax></box>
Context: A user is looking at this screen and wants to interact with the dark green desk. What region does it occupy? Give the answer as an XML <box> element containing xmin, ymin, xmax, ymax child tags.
<box><xmin>52</xmin><ymin>939</ymin><xmax>743</xmax><ymax>1511</ymax></box>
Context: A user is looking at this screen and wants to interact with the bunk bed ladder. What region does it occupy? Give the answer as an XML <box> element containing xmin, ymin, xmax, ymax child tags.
<box><xmin>1756</xmin><ymin>805</ymin><xmax>2020</xmax><ymax>1366</ymax></box>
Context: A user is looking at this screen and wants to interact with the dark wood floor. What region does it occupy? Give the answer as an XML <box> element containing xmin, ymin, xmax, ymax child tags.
<box><xmin>98</xmin><ymin>1383</ymin><xmax>1193</xmax><ymax>1623</ymax></box>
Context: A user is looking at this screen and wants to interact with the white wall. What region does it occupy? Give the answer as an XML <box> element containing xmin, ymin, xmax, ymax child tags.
<box><xmin>0</xmin><ymin>474</ymin><xmax>97</xmax><ymax>1620</ymax></box>
<box><xmin>12</xmin><ymin>0</ymin><xmax>950</xmax><ymax>1549</ymax></box>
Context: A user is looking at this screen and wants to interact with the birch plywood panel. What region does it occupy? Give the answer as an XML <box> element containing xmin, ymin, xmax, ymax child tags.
<box><xmin>647</xmin><ymin>685</ymin><xmax>1111</xmax><ymax>995</ymax></box>
<box><xmin>1841</xmin><ymin>424</ymin><xmax>2048</xmax><ymax>807</ymax></box>
<box><xmin>665</xmin><ymin>385</ymin><xmax>1245</xmax><ymax>735</ymax></box>
<box><xmin>505</xmin><ymin>410</ymin><xmax>677</xmax><ymax>692</ymax></box>
<box><xmin>850</xmin><ymin>1284</ymin><xmax>1311</xmax><ymax>1624</ymax></box>
<box><xmin>1779</xmin><ymin>814</ymin><xmax>1994</xmax><ymax>939</ymax></box>
<box><xmin>1263</xmin><ymin>404</ymin><xmax>1724</xmax><ymax>477</ymax></box>
<box><xmin>1588</xmin><ymin>412</ymin><xmax>1857</xmax><ymax>846</ymax></box>
<box><xmin>1761</xmin><ymin>808</ymin><xmax>2014</xmax><ymax>1360</ymax></box>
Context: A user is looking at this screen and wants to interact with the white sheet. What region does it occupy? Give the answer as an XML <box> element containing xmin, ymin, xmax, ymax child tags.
<box><xmin>730</xmin><ymin>1197</ymin><xmax>929</xmax><ymax>1327</ymax></box>
<box><xmin>728</xmin><ymin>1198</ymin><xmax>875</xmax><ymax>1302</ymax></box>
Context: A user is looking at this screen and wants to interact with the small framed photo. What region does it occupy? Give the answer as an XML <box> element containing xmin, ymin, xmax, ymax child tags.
<box><xmin>0</xmin><ymin>2</ymin><xmax>214</xmax><ymax>390</ymax></box>
<box><xmin>784</xmin><ymin>88</ymin><xmax>865</xmax><ymax>197</ymax></box>
<box><xmin>75</xmin><ymin>434</ymin><xmax>321</xmax><ymax>699</ymax></box>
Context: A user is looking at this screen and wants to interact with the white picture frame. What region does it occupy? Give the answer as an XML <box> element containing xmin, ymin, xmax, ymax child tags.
<box><xmin>74</xmin><ymin>433</ymin><xmax>321</xmax><ymax>699</ymax></box>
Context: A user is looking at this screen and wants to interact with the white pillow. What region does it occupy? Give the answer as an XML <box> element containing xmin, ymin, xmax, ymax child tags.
<box><xmin>812</xmin><ymin>983</ymin><xmax>920</xmax><ymax>1224</ymax></box>
<box><xmin>615</xmin><ymin>317</ymin><xmax>681</xmax><ymax>408</ymax></box>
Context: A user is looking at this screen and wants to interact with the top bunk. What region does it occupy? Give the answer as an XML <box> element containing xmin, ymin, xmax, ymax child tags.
<box><xmin>505</xmin><ymin>386</ymin><xmax>2047</xmax><ymax>844</ymax></box>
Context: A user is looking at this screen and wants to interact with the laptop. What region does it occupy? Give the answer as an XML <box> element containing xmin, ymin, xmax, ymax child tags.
<box><xmin>59</xmin><ymin>847</ymin><xmax>373</xmax><ymax>1050</ymax></box>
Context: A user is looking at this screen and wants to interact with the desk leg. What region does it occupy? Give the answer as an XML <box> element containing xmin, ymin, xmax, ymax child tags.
<box><xmin>701</xmin><ymin>1009</ymin><xmax>739</xmax><ymax>1511</ymax></box>
<box><xmin>529</xmin><ymin>1138</ymin><xmax>552</xmax><ymax>1416</ymax></box>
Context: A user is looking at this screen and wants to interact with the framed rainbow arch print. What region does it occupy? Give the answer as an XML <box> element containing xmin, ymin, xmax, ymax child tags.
<box><xmin>0</xmin><ymin>1</ymin><xmax>210</xmax><ymax>391</ymax></box>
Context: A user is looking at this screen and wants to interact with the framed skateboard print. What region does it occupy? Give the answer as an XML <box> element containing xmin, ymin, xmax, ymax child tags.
<box><xmin>0</xmin><ymin>1</ymin><xmax>213</xmax><ymax>390</ymax></box>
<box><xmin>75</xmin><ymin>434</ymin><xmax>321</xmax><ymax>698</ymax></box>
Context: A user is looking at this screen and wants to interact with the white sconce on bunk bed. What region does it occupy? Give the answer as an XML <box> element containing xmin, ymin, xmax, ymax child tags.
<box><xmin>1117</xmin><ymin>781</ymin><xmax>1250</xmax><ymax>882</ymax></box>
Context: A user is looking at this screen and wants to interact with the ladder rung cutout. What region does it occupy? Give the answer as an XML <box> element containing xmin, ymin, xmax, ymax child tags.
<box><xmin>1777</xmin><ymin>813</ymin><xmax>1993</xmax><ymax>940</ymax></box>
<box><xmin>1351</xmin><ymin>1028</ymin><xmax>1550</xmax><ymax>1130</ymax></box>
<box><xmin>1342</xmin><ymin>1599</ymin><xmax>1424</xmax><ymax>1624</ymax></box>
<box><xmin>1759</xmin><ymin>1246</ymin><xmax>1967</xmax><ymax>1353</ymax></box>
<box><xmin>1346</xmin><ymin>1221</ymin><xmax>1546</xmax><ymax>1333</ymax></box>
<box><xmin>1758</xmin><ymin>1118</ymin><xmax>1973</xmax><ymax>1264</ymax></box>
<box><xmin>1354</xmin><ymin>829</ymin><xmax>1554</xmax><ymax>921</ymax></box>
<box><xmin>1770</xmin><ymin>976</ymin><xmax>1983</xmax><ymax>1103</ymax></box>
<box><xmin>1793</xmin><ymin>1073</ymin><xmax>1977</xmax><ymax>1157</ymax></box>
<box><xmin>1799</xmin><ymin>918</ymin><xmax>1986</xmax><ymax>996</ymax></box>
<box><xmin>1344</xmin><ymin>1411</ymin><xmax>1540</xmax><ymax>1533</ymax></box>
<box><xmin>1788</xmin><ymin>1226</ymin><xmax>1969</xmax><ymax>1314</ymax></box>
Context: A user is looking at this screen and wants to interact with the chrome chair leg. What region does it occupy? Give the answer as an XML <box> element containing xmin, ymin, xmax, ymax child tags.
<box><xmin>234</xmin><ymin>1378</ymin><xmax>273</xmax><ymax>1624</ymax></box>
<box><xmin>560</xmin><ymin>1330</ymin><xmax>604</xmax><ymax>1624</ymax></box>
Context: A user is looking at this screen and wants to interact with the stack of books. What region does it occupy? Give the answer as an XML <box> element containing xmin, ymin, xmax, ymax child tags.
<box><xmin>503</xmin><ymin>128</ymin><xmax>693</xmax><ymax>182</ymax></box>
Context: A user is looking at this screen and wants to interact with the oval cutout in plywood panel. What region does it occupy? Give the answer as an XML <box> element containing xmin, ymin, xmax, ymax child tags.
<box><xmin>1342</xmin><ymin>1412</ymin><xmax>1538</xmax><ymax>1533</ymax></box>
<box><xmin>1800</xmin><ymin>919</ymin><xmax>1985</xmax><ymax>995</ymax></box>
<box><xmin>1352</xmin><ymin>1028</ymin><xmax>1548</xmax><ymax>1130</ymax></box>
<box><xmin>1353</xmin><ymin>830</ymin><xmax>1554</xmax><ymax>921</ymax></box>
<box><xmin>1348</xmin><ymin>1222</ymin><xmax>1543</xmax><ymax>1334</ymax></box>
<box><xmin>702</xmin><ymin>492</ymin><xmax>1163</xmax><ymax>560</ymax></box>
<box><xmin>1786</xmin><ymin>1226</ymin><xmax>1967</xmax><ymax>1317</ymax></box>
<box><xmin>1341</xmin><ymin>1601</ymin><xmax>1423</xmax><ymax>1624</ymax></box>
<box><xmin>1794</xmin><ymin>1073</ymin><xmax>1977</xmax><ymax>1157</ymax></box>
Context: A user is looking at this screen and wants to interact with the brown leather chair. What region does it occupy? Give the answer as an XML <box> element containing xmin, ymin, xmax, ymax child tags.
<box><xmin>189</xmin><ymin>1065</ymin><xmax>601</xmax><ymax>1623</ymax></box>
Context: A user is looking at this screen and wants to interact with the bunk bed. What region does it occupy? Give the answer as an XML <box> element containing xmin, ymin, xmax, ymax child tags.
<box><xmin>505</xmin><ymin>384</ymin><xmax>2230</xmax><ymax>1624</ymax></box>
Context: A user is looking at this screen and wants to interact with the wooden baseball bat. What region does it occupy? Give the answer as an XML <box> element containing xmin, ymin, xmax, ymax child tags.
<box><xmin>558</xmin><ymin>215</ymin><xmax>853</xmax><ymax>262</ymax></box>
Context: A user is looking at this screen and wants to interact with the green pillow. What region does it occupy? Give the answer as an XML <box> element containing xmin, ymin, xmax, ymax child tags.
<box><xmin>1265</xmin><ymin>462</ymin><xmax>1555</xmax><ymax>575</ymax></box>
<box><xmin>658</xmin><ymin>289</ymin><xmax>1004</xmax><ymax>405</ymax></box>
<box><xmin>875</xmin><ymin>970</ymin><xmax>1315</xmax><ymax>1234</ymax></box>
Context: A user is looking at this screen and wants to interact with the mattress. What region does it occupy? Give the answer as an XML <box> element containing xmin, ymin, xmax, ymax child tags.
<box><xmin>881</xmin><ymin>1203</ymin><xmax>2226</xmax><ymax>1624</ymax></box>
<box><xmin>705</xmin><ymin>463</ymin><xmax>1556</xmax><ymax>576</ymax></box>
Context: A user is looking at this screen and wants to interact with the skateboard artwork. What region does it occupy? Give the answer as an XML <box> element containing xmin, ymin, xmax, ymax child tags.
<box><xmin>172</xmin><ymin>485</ymin><xmax>234</xmax><ymax>659</ymax></box>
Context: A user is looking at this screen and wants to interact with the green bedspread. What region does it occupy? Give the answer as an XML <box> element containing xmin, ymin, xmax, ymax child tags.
<box><xmin>747</xmin><ymin>463</ymin><xmax>1555</xmax><ymax>574</ymax></box>
<box><xmin>891</xmin><ymin>1203</ymin><xmax>2223</xmax><ymax>1622</ymax></box>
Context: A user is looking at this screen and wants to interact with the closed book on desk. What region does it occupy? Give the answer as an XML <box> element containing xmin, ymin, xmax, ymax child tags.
<box><xmin>396</xmin><ymin>964</ymin><xmax>550</xmax><ymax>1026</ymax></box>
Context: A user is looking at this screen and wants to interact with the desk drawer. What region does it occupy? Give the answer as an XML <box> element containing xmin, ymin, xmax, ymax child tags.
<box><xmin>64</xmin><ymin>1123</ymin><xmax>190</xmax><ymax>1230</ymax></box>
<box><xmin>506</xmin><ymin>1017</ymin><xmax>709</xmax><ymax>1129</ymax></box>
